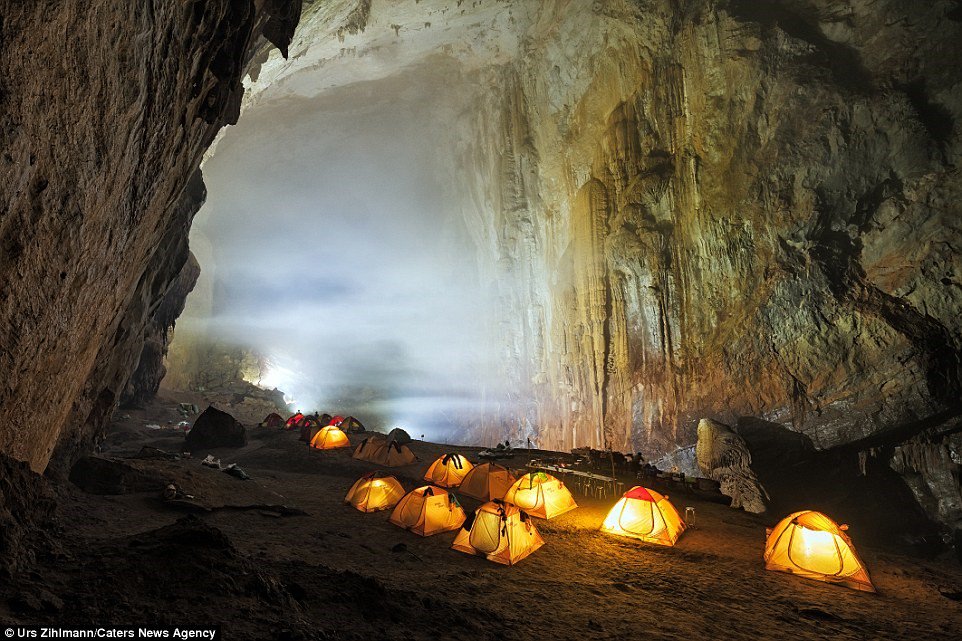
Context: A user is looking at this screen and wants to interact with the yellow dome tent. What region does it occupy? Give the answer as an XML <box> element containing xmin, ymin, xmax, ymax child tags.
<box><xmin>452</xmin><ymin>500</ymin><xmax>544</xmax><ymax>565</ymax></box>
<box><xmin>353</xmin><ymin>436</ymin><xmax>417</xmax><ymax>467</ymax></box>
<box><xmin>344</xmin><ymin>472</ymin><xmax>406</xmax><ymax>513</ymax></box>
<box><xmin>502</xmin><ymin>472</ymin><xmax>577</xmax><ymax>519</ymax></box>
<box><xmin>389</xmin><ymin>485</ymin><xmax>466</xmax><ymax>536</ymax></box>
<box><xmin>310</xmin><ymin>426</ymin><xmax>351</xmax><ymax>450</ymax></box>
<box><xmin>424</xmin><ymin>453</ymin><xmax>474</xmax><ymax>488</ymax></box>
<box><xmin>601</xmin><ymin>486</ymin><xmax>686</xmax><ymax>546</ymax></box>
<box><xmin>458</xmin><ymin>462</ymin><xmax>517</xmax><ymax>502</ymax></box>
<box><xmin>764</xmin><ymin>510</ymin><xmax>876</xmax><ymax>592</ymax></box>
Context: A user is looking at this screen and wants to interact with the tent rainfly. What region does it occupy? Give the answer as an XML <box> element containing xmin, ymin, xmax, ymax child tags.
<box><xmin>344</xmin><ymin>473</ymin><xmax>406</xmax><ymax>513</ymax></box>
<box><xmin>764</xmin><ymin>510</ymin><xmax>876</xmax><ymax>592</ymax></box>
<box><xmin>502</xmin><ymin>472</ymin><xmax>577</xmax><ymax>519</ymax></box>
<box><xmin>260</xmin><ymin>413</ymin><xmax>285</xmax><ymax>428</ymax></box>
<box><xmin>601</xmin><ymin>486</ymin><xmax>686</xmax><ymax>546</ymax></box>
<box><xmin>424</xmin><ymin>453</ymin><xmax>474</xmax><ymax>488</ymax></box>
<box><xmin>452</xmin><ymin>500</ymin><xmax>544</xmax><ymax>565</ymax></box>
<box><xmin>389</xmin><ymin>485</ymin><xmax>466</xmax><ymax>536</ymax></box>
<box><xmin>310</xmin><ymin>426</ymin><xmax>351</xmax><ymax>450</ymax></box>
<box><xmin>353</xmin><ymin>436</ymin><xmax>417</xmax><ymax>467</ymax></box>
<box><xmin>458</xmin><ymin>463</ymin><xmax>517</xmax><ymax>502</ymax></box>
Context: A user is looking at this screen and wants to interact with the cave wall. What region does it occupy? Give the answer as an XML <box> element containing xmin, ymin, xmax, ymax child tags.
<box><xmin>0</xmin><ymin>0</ymin><xmax>302</xmax><ymax>472</ymax></box>
<box><xmin>452</xmin><ymin>0</ymin><xmax>962</xmax><ymax>463</ymax></box>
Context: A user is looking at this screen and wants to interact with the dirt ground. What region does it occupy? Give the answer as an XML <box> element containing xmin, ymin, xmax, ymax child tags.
<box><xmin>3</xmin><ymin>392</ymin><xmax>962</xmax><ymax>640</ymax></box>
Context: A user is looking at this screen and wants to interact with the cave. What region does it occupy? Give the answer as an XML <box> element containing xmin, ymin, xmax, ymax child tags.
<box><xmin>1</xmin><ymin>1</ymin><xmax>961</xmax><ymax>639</ymax></box>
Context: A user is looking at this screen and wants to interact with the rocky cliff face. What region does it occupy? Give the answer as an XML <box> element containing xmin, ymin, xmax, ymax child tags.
<box><xmin>0</xmin><ymin>0</ymin><xmax>302</xmax><ymax>472</ymax></box>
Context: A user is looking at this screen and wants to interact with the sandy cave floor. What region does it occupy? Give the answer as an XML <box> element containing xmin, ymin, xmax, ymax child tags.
<box><xmin>3</xmin><ymin>392</ymin><xmax>962</xmax><ymax>641</ymax></box>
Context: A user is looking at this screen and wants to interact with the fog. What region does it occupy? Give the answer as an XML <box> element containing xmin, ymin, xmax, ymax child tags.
<box><xmin>176</xmin><ymin>70</ymin><xmax>506</xmax><ymax>442</ymax></box>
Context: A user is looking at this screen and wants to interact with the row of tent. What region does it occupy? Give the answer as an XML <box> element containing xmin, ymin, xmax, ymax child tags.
<box><xmin>266</xmin><ymin>413</ymin><xmax>876</xmax><ymax>592</ymax></box>
<box><xmin>261</xmin><ymin>411</ymin><xmax>366</xmax><ymax>435</ymax></box>
<box><xmin>349</xmin><ymin>452</ymin><xmax>877</xmax><ymax>592</ymax></box>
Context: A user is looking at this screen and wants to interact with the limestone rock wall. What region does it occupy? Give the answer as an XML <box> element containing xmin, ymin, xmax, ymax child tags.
<box><xmin>455</xmin><ymin>0</ymin><xmax>961</xmax><ymax>464</ymax></box>
<box><xmin>0</xmin><ymin>0</ymin><xmax>302</xmax><ymax>472</ymax></box>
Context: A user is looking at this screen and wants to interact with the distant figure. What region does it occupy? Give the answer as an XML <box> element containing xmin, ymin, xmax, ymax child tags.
<box><xmin>526</xmin><ymin>437</ymin><xmax>532</xmax><ymax>450</ymax></box>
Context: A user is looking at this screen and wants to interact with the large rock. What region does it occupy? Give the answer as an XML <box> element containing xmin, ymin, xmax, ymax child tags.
<box><xmin>696</xmin><ymin>418</ymin><xmax>769</xmax><ymax>514</ymax></box>
<box><xmin>185</xmin><ymin>406</ymin><xmax>247</xmax><ymax>451</ymax></box>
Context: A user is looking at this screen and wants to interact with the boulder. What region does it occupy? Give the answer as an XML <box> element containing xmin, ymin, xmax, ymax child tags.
<box><xmin>696</xmin><ymin>418</ymin><xmax>768</xmax><ymax>514</ymax></box>
<box><xmin>185</xmin><ymin>406</ymin><xmax>247</xmax><ymax>451</ymax></box>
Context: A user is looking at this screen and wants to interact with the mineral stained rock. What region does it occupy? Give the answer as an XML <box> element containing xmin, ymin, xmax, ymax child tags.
<box><xmin>696</xmin><ymin>418</ymin><xmax>769</xmax><ymax>513</ymax></box>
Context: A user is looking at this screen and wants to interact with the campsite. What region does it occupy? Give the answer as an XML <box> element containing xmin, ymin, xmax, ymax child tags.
<box><xmin>2</xmin><ymin>391</ymin><xmax>954</xmax><ymax>640</ymax></box>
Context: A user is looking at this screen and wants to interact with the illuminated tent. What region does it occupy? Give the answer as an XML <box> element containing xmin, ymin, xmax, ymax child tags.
<box><xmin>502</xmin><ymin>472</ymin><xmax>577</xmax><ymax>519</ymax></box>
<box><xmin>310</xmin><ymin>426</ymin><xmax>351</xmax><ymax>450</ymax></box>
<box><xmin>601</xmin><ymin>486</ymin><xmax>686</xmax><ymax>546</ymax></box>
<box><xmin>389</xmin><ymin>485</ymin><xmax>466</xmax><ymax>536</ymax></box>
<box><xmin>458</xmin><ymin>463</ymin><xmax>517</xmax><ymax>502</ymax></box>
<box><xmin>452</xmin><ymin>500</ymin><xmax>544</xmax><ymax>565</ymax></box>
<box><xmin>424</xmin><ymin>453</ymin><xmax>474</xmax><ymax>488</ymax></box>
<box><xmin>260</xmin><ymin>413</ymin><xmax>284</xmax><ymax>428</ymax></box>
<box><xmin>344</xmin><ymin>472</ymin><xmax>406</xmax><ymax>513</ymax></box>
<box><xmin>764</xmin><ymin>510</ymin><xmax>875</xmax><ymax>592</ymax></box>
<box><xmin>340</xmin><ymin>416</ymin><xmax>366</xmax><ymax>434</ymax></box>
<box><xmin>353</xmin><ymin>436</ymin><xmax>417</xmax><ymax>467</ymax></box>
<box><xmin>285</xmin><ymin>412</ymin><xmax>304</xmax><ymax>429</ymax></box>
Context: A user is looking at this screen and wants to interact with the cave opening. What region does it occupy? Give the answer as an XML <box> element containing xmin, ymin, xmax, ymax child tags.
<box><xmin>164</xmin><ymin>61</ymin><xmax>506</xmax><ymax>444</ymax></box>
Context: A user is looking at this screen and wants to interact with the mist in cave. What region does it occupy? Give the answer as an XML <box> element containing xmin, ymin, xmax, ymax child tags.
<box><xmin>172</xmin><ymin>68</ymin><xmax>505</xmax><ymax>442</ymax></box>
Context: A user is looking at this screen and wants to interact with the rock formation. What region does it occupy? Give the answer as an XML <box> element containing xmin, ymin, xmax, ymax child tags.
<box><xmin>0</xmin><ymin>0</ymin><xmax>302</xmax><ymax>472</ymax></box>
<box><xmin>696</xmin><ymin>418</ymin><xmax>769</xmax><ymax>513</ymax></box>
<box><xmin>120</xmin><ymin>251</ymin><xmax>201</xmax><ymax>410</ymax></box>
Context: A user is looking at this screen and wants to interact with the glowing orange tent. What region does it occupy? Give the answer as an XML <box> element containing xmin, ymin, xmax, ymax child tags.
<box><xmin>344</xmin><ymin>472</ymin><xmax>406</xmax><ymax>513</ymax></box>
<box><xmin>424</xmin><ymin>453</ymin><xmax>474</xmax><ymax>488</ymax></box>
<box><xmin>502</xmin><ymin>472</ymin><xmax>577</xmax><ymax>519</ymax></box>
<box><xmin>764</xmin><ymin>510</ymin><xmax>875</xmax><ymax>592</ymax></box>
<box><xmin>601</xmin><ymin>486</ymin><xmax>686</xmax><ymax>546</ymax></box>
<box><xmin>353</xmin><ymin>436</ymin><xmax>417</xmax><ymax>467</ymax></box>
<box><xmin>458</xmin><ymin>463</ymin><xmax>517</xmax><ymax>502</ymax></box>
<box><xmin>389</xmin><ymin>485</ymin><xmax>466</xmax><ymax>536</ymax></box>
<box><xmin>452</xmin><ymin>500</ymin><xmax>544</xmax><ymax>565</ymax></box>
<box><xmin>310</xmin><ymin>426</ymin><xmax>351</xmax><ymax>450</ymax></box>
